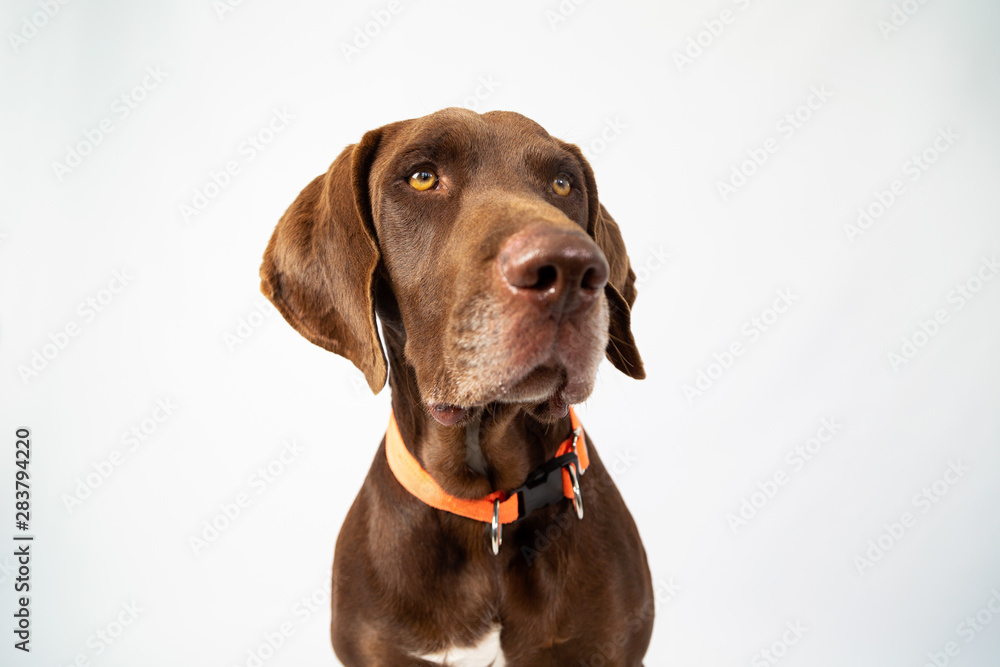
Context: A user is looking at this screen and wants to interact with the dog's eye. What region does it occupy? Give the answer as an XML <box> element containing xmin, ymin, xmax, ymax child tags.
<box><xmin>409</xmin><ymin>170</ymin><xmax>438</xmax><ymax>191</ymax></box>
<box><xmin>552</xmin><ymin>175</ymin><xmax>571</xmax><ymax>196</ymax></box>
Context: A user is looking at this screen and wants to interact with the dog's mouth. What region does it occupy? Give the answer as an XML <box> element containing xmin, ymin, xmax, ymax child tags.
<box><xmin>425</xmin><ymin>287</ymin><xmax>610</xmax><ymax>427</ymax></box>
<box><xmin>428</xmin><ymin>364</ymin><xmax>581</xmax><ymax>426</ymax></box>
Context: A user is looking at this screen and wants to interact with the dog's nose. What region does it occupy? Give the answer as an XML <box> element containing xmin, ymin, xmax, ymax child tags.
<box><xmin>499</xmin><ymin>229</ymin><xmax>609</xmax><ymax>315</ymax></box>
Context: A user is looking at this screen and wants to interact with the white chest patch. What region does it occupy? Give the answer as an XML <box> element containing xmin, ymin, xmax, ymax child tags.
<box><xmin>414</xmin><ymin>624</ymin><xmax>506</xmax><ymax>666</ymax></box>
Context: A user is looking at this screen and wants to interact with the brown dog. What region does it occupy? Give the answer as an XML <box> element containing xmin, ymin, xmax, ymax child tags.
<box><xmin>260</xmin><ymin>108</ymin><xmax>653</xmax><ymax>665</ymax></box>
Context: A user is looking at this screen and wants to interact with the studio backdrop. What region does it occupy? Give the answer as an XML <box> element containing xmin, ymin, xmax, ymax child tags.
<box><xmin>2</xmin><ymin>0</ymin><xmax>999</xmax><ymax>665</ymax></box>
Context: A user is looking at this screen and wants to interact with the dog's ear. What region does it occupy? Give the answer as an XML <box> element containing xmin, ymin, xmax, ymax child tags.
<box><xmin>260</xmin><ymin>130</ymin><xmax>387</xmax><ymax>393</ymax></box>
<box><xmin>559</xmin><ymin>140</ymin><xmax>645</xmax><ymax>380</ymax></box>
<box><xmin>592</xmin><ymin>203</ymin><xmax>645</xmax><ymax>380</ymax></box>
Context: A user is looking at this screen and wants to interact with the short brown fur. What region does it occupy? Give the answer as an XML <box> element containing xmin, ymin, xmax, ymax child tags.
<box><xmin>261</xmin><ymin>108</ymin><xmax>653</xmax><ymax>665</ymax></box>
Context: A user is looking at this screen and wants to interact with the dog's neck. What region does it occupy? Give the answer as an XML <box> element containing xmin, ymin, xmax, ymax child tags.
<box><xmin>381</xmin><ymin>326</ymin><xmax>571</xmax><ymax>499</ymax></box>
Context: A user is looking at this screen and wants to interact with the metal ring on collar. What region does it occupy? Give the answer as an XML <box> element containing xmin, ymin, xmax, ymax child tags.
<box><xmin>491</xmin><ymin>498</ymin><xmax>502</xmax><ymax>555</ymax></box>
<box><xmin>568</xmin><ymin>463</ymin><xmax>584</xmax><ymax>520</ymax></box>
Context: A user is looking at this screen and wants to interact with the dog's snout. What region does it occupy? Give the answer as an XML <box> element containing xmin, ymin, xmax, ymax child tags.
<box><xmin>499</xmin><ymin>230</ymin><xmax>609</xmax><ymax>314</ymax></box>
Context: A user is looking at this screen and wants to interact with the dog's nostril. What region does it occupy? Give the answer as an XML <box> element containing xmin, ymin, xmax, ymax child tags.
<box><xmin>534</xmin><ymin>265</ymin><xmax>558</xmax><ymax>291</ymax></box>
<box><xmin>581</xmin><ymin>267</ymin><xmax>605</xmax><ymax>291</ymax></box>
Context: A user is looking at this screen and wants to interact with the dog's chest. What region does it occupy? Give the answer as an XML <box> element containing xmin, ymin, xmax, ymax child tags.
<box><xmin>414</xmin><ymin>624</ymin><xmax>506</xmax><ymax>666</ymax></box>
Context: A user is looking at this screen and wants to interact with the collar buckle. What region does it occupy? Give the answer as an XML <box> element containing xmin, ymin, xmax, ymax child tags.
<box><xmin>513</xmin><ymin>451</ymin><xmax>584</xmax><ymax>520</ymax></box>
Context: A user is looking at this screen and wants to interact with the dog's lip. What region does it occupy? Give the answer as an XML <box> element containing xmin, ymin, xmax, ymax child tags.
<box><xmin>428</xmin><ymin>365</ymin><xmax>566</xmax><ymax>426</ymax></box>
<box><xmin>428</xmin><ymin>402</ymin><xmax>468</xmax><ymax>426</ymax></box>
<box><xmin>494</xmin><ymin>364</ymin><xmax>565</xmax><ymax>402</ymax></box>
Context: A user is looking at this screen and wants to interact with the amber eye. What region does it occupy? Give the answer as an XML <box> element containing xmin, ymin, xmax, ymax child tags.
<box><xmin>409</xmin><ymin>170</ymin><xmax>438</xmax><ymax>191</ymax></box>
<box><xmin>553</xmin><ymin>175</ymin><xmax>571</xmax><ymax>196</ymax></box>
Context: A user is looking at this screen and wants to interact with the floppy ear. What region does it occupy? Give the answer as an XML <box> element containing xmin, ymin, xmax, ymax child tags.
<box><xmin>559</xmin><ymin>141</ymin><xmax>645</xmax><ymax>380</ymax></box>
<box><xmin>259</xmin><ymin>130</ymin><xmax>387</xmax><ymax>393</ymax></box>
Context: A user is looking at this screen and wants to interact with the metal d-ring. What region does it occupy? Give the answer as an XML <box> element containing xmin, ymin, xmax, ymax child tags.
<box><xmin>491</xmin><ymin>498</ymin><xmax>502</xmax><ymax>555</ymax></box>
<box><xmin>568</xmin><ymin>463</ymin><xmax>584</xmax><ymax>520</ymax></box>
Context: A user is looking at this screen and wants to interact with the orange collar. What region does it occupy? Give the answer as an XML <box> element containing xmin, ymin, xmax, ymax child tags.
<box><xmin>385</xmin><ymin>407</ymin><xmax>589</xmax><ymax>527</ymax></box>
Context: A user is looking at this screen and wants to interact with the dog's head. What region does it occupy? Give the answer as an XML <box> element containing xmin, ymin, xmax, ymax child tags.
<box><xmin>261</xmin><ymin>108</ymin><xmax>643</xmax><ymax>425</ymax></box>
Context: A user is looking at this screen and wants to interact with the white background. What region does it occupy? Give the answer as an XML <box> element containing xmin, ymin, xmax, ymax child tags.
<box><xmin>2</xmin><ymin>0</ymin><xmax>999</xmax><ymax>665</ymax></box>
